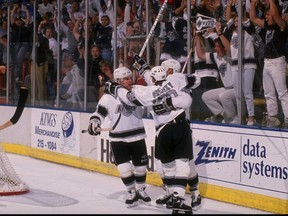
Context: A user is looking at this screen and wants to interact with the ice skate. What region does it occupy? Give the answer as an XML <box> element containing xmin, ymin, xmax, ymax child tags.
<box><xmin>171</xmin><ymin>192</ymin><xmax>192</xmax><ymax>214</ymax></box>
<box><xmin>191</xmin><ymin>190</ymin><xmax>202</xmax><ymax>211</ymax></box>
<box><xmin>137</xmin><ymin>186</ymin><xmax>151</xmax><ymax>205</ymax></box>
<box><xmin>125</xmin><ymin>189</ymin><xmax>138</xmax><ymax>208</ymax></box>
<box><xmin>156</xmin><ymin>184</ymin><xmax>172</xmax><ymax>209</ymax></box>
<box><xmin>156</xmin><ymin>193</ymin><xmax>173</xmax><ymax>208</ymax></box>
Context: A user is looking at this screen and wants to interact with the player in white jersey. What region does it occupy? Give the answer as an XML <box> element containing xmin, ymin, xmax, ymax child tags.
<box><xmin>140</xmin><ymin>58</ymin><xmax>202</xmax><ymax>211</ymax></box>
<box><xmin>160</xmin><ymin>59</ymin><xmax>202</xmax><ymax>211</ymax></box>
<box><xmin>87</xmin><ymin>67</ymin><xmax>151</xmax><ymax>208</ymax></box>
<box><xmin>105</xmin><ymin>60</ymin><xmax>201</xmax><ymax>214</ymax></box>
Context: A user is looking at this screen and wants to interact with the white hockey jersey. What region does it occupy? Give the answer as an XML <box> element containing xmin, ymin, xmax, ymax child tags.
<box><xmin>205</xmin><ymin>53</ymin><xmax>233</xmax><ymax>89</ymax></box>
<box><xmin>117</xmin><ymin>73</ymin><xmax>192</xmax><ymax>127</ymax></box>
<box><xmin>90</xmin><ymin>88</ymin><xmax>146</xmax><ymax>142</ymax></box>
<box><xmin>230</xmin><ymin>30</ymin><xmax>257</xmax><ymax>72</ymax></box>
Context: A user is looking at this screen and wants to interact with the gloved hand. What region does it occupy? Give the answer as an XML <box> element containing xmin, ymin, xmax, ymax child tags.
<box><xmin>152</xmin><ymin>96</ymin><xmax>175</xmax><ymax>115</ymax></box>
<box><xmin>132</xmin><ymin>55</ymin><xmax>150</xmax><ymax>76</ymax></box>
<box><xmin>88</xmin><ymin>117</ymin><xmax>101</xmax><ymax>136</ymax></box>
<box><xmin>104</xmin><ymin>80</ymin><xmax>119</xmax><ymax>97</ymax></box>
<box><xmin>186</xmin><ymin>74</ymin><xmax>201</xmax><ymax>89</ymax></box>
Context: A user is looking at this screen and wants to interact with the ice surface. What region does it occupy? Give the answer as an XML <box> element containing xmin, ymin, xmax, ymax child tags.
<box><xmin>0</xmin><ymin>154</ymin><xmax>272</xmax><ymax>214</ymax></box>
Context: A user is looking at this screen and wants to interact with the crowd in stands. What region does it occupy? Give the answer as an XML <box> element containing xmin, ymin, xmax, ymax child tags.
<box><xmin>0</xmin><ymin>0</ymin><xmax>287</xmax><ymax>128</ymax></box>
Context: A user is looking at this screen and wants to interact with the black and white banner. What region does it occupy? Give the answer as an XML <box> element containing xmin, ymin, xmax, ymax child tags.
<box><xmin>196</xmin><ymin>13</ymin><xmax>216</xmax><ymax>32</ymax></box>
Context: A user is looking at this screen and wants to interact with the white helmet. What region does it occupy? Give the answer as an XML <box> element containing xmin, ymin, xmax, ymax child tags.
<box><xmin>150</xmin><ymin>66</ymin><xmax>167</xmax><ymax>82</ymax></box>
<box><xmin>113</xmin><ymin>67</ymin><xmax>132</xmax><ymax>79</ymax></box>
<box><xmin>161</xmin><ymin>59</ymin><xmax>181</xmax><ymax>73</ymax></box>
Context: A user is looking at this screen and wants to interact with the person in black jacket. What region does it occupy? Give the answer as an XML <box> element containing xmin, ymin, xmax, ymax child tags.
<box><xmin>93</xmin><ymin>15</ymin><xmax>113</xmax><ymax>62</ymax></box>
<box><xmin>77</xmin><ymin>44</ymin><xmax>103</xmax><ymax>108</ymax></box>
<box><xmin>35</xmin><ymin>24</ymin><xmax>52</xmax><ymax>104</ymax></box>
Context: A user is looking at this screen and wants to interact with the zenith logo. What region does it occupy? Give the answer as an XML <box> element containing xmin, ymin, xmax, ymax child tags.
<box><xmin>194</xmin><ymin>140</ymin><xmax>237</xmax><ymax>165</ymax></box>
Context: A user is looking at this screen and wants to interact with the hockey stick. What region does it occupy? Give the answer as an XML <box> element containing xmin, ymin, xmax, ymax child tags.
<box><xmin>0</xmin><ymin>87</ymin><xmax>28</xmax><ymax>131</ymax></box>
<box><xmin>181</xmin><ymin>45</ymin><xmax>194</xmax><ymax>74</ymax></box>
<box><xmin>81</xmin><ymin>128</ymin><xmax>112</xmax><ymax>133</ymax></box>
<box><xmin>181</xmin><ymin>25</ymin><xmax>197</xmax><ymax>74</ymax></box>
<box><xmin>138</xmin><ymin>0</ymin><xmax>168</xmax><ymax>57</ymax></box>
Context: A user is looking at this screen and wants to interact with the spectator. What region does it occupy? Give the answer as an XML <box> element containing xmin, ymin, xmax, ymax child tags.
<box><xmin>68</xmin><ymin>0</ymin><xmax>85</xmax><ymax>24</ymax></box>
<box><xmin>37</xmin><ymin>11</ymin><xmax>55</xmax><ymax>33</ymax></box>
<box><xmin>55</xmin><ymin>18</ymin><xmax>79</xmax><ymax>62</ymax></box>
<box><xmin>77</xmin><ymin>44</ymin><xmax>103</xmax><ymax>107</ymax></box>
<box><xmin>43</xmin><ymin>26</ymin><xmax>58</xmax><ymax>105</ymax></box>
<box><xmin>91</xmin><ymin>12</ymin><xmax>102</xmax><ymax>46</ymax></box>
<box><xmin>278</xmin><ymin>0</ymin><xmax>288</xmax><ymax>62</ymax></box>
<box><xmin>72</xmin><ymin>15</ymin><xmax>93</xmax><ymax>62</ymax></box>
<box><xmin>60</xmin><ymin>52</ymin><xmax>84</xmax><ymax>110</ymax></box>
<box><xmin>160</xmin><ymin>15</ymin><xmax>188</xmax><ymax>66</ymax></box>
<box><xmin>195</xmin><ymin>32</ymin><xmax>237</xmax><ymax>124</ymax></box>
<box><xmin>124</xmin><ymin>21</ymin><xmax>136</xmax><ymax>67</ymax></box>
<box><xmin>249</xmin><ymin>1</ymin><xmax>266</xmax><ymax>97</ymax></box>
<box><xmin>37</xmin><ymin>0</ymin><xmax>54</xmax><ymax>17</ymax></box>
<box><xmin>0</xmin><ymin>34</ymin><xmax>9</xmax><ymax>65</ymax></box>
<box><xmin>25</xmin><ymin>27</ymin><xmax>51</xmax><ymax>105</ymax></box>
<box><xmin>91</xmin><ymin>0</ymin><xmax>114</xmax><ymax>25</ymax></box>
<box><xmin>98</xmin><ymin>59</ymin><xmax>114</xmax><ymax>98</ymax></box>
<box><xmin>59</xmin><ymin>53</ymin><xmax>74</xmax><ymax>108</ymax></box>
<box><xmin>132</xmin><ymin>20</ymin><xmax>143</xmax><ymax>35</ymax></box>
<box><xmin>250</xmin><ymin>0</ymin><xmax>288</xmax><ymax>128</ymax></box>
<box><xmin>0</xmin><ymin>18</ymin><xmax>9</xmax><ymax>65</ymax></box>
<box><xmin>191</xmin><ymin>29</ymin><xmax>219</xmax><ymax>121</ymax></box>
<box><xmin>10</xmin><ymin>3</ymin><xmax>32</xmax><ymax>102</ymax></box>
<box><xmin>111</xmin><ymin>16</ymin><xmax>125</xmax><ymax>66</ymax></box>
<box><xmin>224</xmin><ymin>5</ymin><xmax>257</xmax><ymax>125</ymax></box>
<box><xmin>94</xmin><ymin>14</ymin><xmax>113</xmax><ymax>62</ymax></box>
<box><xmin>0</xmin><ymin>18</ymin><xmax>7</xmax><ymax>39</ymax></box>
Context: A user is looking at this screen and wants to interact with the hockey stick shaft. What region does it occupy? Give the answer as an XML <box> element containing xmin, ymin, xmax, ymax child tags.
<box><xmin>181</xmin><ymin>45</ymin><xmax>194</xmax><ymax>74</ymax></box>
<box><xmin>181</xmin><ymin>30</ymin><xmax>197</xmax><ymax>74</ymax></box>
<box><xmin>81</xmin><ymin>128</ymin><xmax>112</xmax><ymax>133</ymax></box>
<box><xmin>0</xmin><ymin>87</ymin><xmax>28</xmax><ymax>131</ymax></box>
<box><xmin>138</xmin><ymin>0</ymin><xmax>168</xmax><ymax>57</ymax></box>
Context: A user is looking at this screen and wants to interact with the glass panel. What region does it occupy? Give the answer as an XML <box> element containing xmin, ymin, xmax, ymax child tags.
<box><xmin>0</xmin><ymin>0</ymin><xmax>286</xmax><ymax>129</ymax></box>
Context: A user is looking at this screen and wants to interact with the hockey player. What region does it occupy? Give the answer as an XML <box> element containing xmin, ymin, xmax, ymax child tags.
<box><xmin>105</xmin><ymin>63</ymin><xmax>200</xmax><ymax>214</ymax></box>
<box><xmin>141</xmin><ymin>58</ymin><xmax>201</xmax><ymax>211</ymax></box>
<box><xmin>158</xmin><ymin>59</ymin><xmax>202</xmax><ymax>211</ymax></box>
<box><xmin>87</xmin><ymin>67</ymin><xmax>151</xmax><ymax>208</ymax></box>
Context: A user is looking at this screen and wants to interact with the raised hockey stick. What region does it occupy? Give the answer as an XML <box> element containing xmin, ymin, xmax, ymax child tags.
<box><xmin>181</xmin><ymin>23</ymin><xmax>198</xmax><ymax>74</ymax></box>
<box><xmin>81</xmin><ymin>128</ymin><xmax>112</xmax><ymax>133</ymax></box>
<box><xmin>181</xmin><ymin>45</ymin><xmax>194</xmax><ymax>74</ymax></box>
<box><xmin>138</xmin><ymin>0</ymin><xmax>168</xmax><ymax>57</ymax></box>
<box><xmin>0</xmin><ymin>87</ymin><xmax>28</xmax><ymax>131</ymax></box>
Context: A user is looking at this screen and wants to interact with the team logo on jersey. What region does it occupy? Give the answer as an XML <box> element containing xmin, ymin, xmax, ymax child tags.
<box><xmin>231</xmin><ymin>34</ymin><xmax>238</xmax><ymax>49</ymax></box>
<box><xmin>219</xmin><ymin>63</ymin><xmax>227</xmax><ymax>78</ymax></box>
<box><xmin>115</xmin><ymin>103</ymin><xmax>136</xmax><ymax>117</ymax></box>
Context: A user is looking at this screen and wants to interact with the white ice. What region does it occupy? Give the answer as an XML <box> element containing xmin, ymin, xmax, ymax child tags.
<box><xmin>0</xmin><ymin>153</ymin><xmax>272</xmax><ymax>214</ymax></box>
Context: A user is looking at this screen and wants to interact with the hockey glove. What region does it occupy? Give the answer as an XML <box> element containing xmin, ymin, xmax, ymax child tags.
<box><xmin>88</xmin><ymin>117</ymin><xmax>101</xmax><ymax>136</ymax></box>
<box><xmin>152</xmin><ymin>96</ymin><xmax>175</xmax><ymax>115</ymax></box>
<box><xmin>104</xmin><ymin>80</ymin><xmax>119</xmax><ymax>97</ymax></box>
<box><xmin>132</xmin><ymin>55</ymin><xmax>150</xmax><ymax>76</ymax></box>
